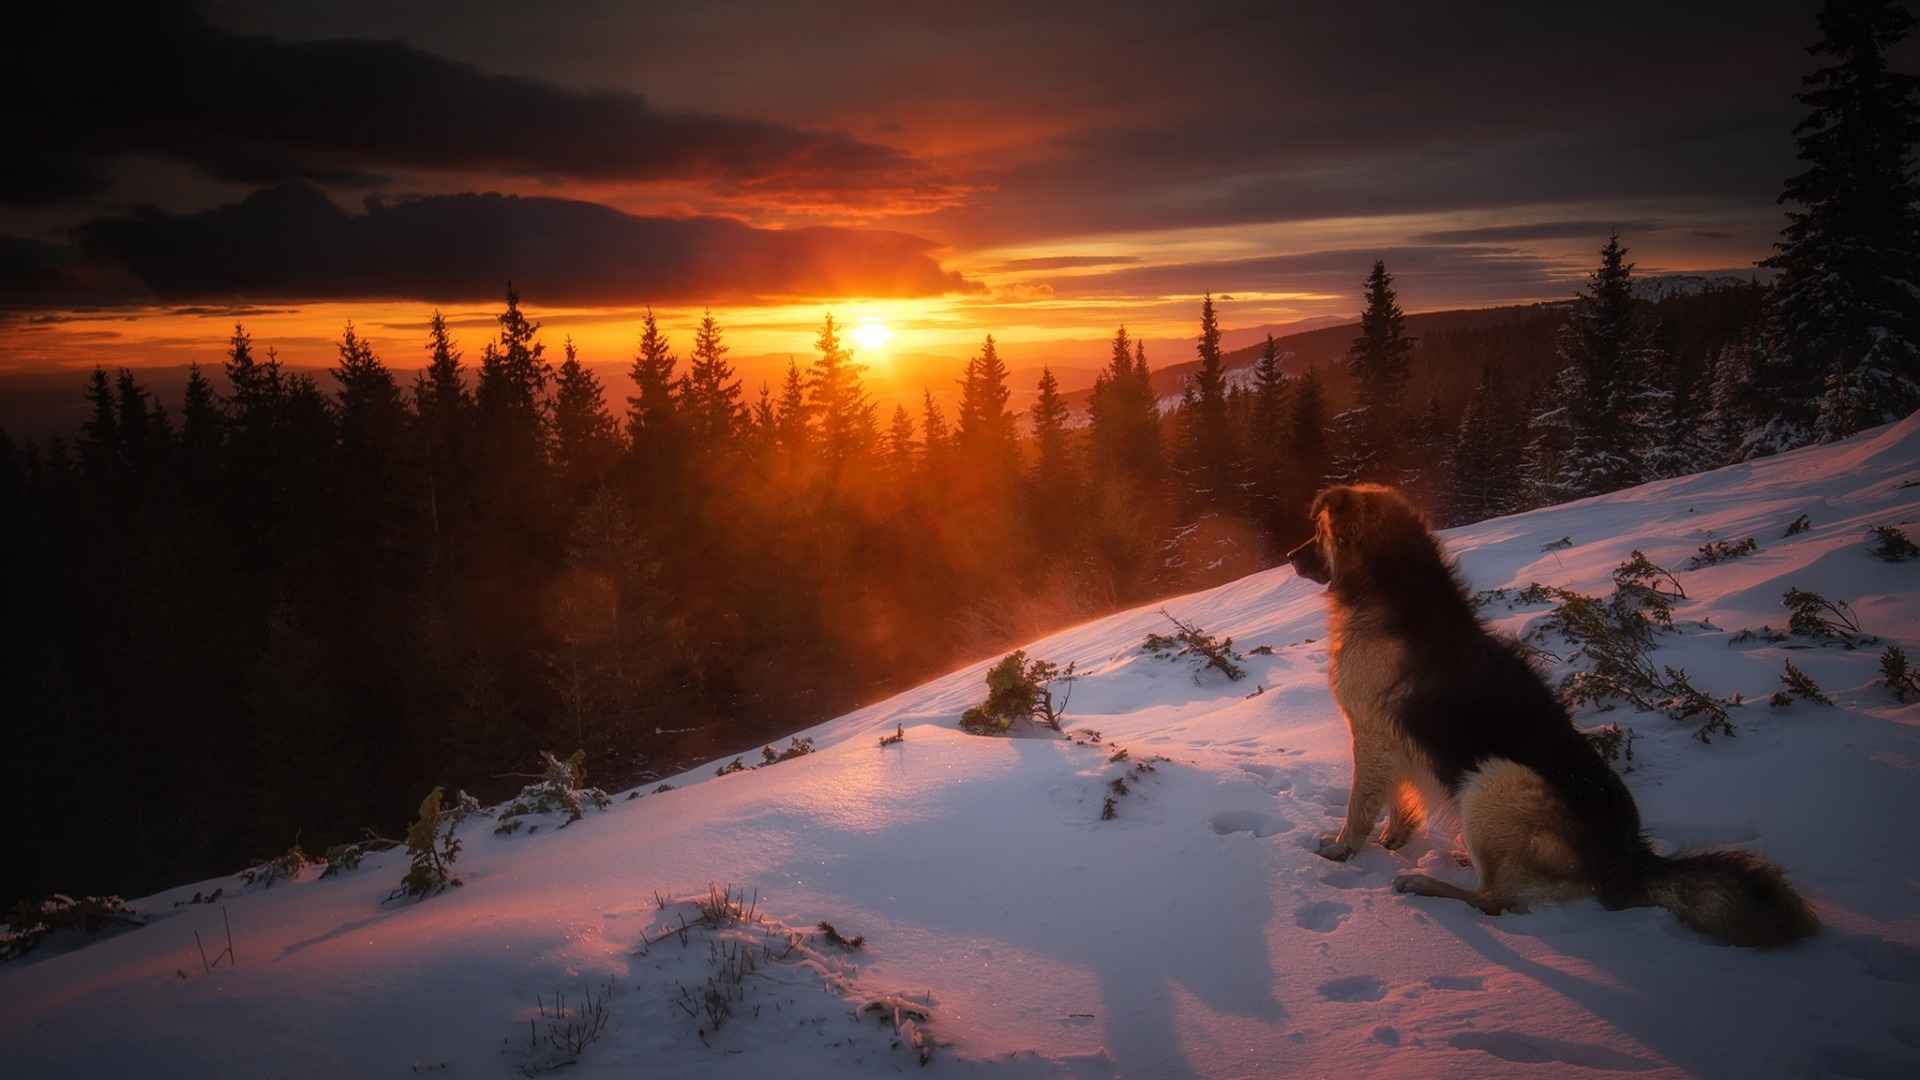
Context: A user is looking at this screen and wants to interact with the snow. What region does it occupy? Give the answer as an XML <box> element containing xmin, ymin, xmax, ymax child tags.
<box><xmin>7</xmin><ymin>415</ymin><xmax>1920</xmax><ymax>1078</ymax></box>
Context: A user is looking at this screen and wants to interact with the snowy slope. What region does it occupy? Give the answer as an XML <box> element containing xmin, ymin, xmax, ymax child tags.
<box><xmin>7</xmin><ymin>416</ymin><xmax>1920</xmax><ymax>1079</ymax></box>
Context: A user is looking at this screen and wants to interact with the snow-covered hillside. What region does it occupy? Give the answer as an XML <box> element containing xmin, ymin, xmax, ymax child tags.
<box><xmin>7</xmin><ymin>416</ymin><xmax>1920</xmax><ymax>1078</ymax></box>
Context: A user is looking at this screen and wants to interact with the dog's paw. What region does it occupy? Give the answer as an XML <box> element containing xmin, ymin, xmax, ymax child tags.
<box><xmin>1315</xmin><ymin>835</ymin><xmax>1356</xmax><ymax>862</ymax></box>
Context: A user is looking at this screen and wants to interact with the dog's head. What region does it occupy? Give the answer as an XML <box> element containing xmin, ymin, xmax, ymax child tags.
<box><xmin>1286</xmin><ymin>484</ymin><xmax>1431</xmax><ymax>588</ymax></box>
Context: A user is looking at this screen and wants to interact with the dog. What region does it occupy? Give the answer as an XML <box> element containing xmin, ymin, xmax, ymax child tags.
<box><xmin>1286</xmin><ymin>484</ymin><xmax>1818</xmax><ymax>947</ymax></box>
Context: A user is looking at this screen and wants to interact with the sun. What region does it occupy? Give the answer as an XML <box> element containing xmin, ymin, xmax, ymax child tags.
<box><xmin>850</xmin><ymin>320</ymin><xmax>893</xmax><ymax>352</ymax></box>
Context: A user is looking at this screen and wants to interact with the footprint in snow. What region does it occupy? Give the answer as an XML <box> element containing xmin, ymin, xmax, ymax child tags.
<box><xmin>1317</xmin><ymin>975</ymin><xmax>1386</xmax><ymax>1002</ymax></box>
<box><xmin>1294</xmin><ymin>900</ymin><xmax>1352</xmax><ymax>932</ymax></box>
<box><xmin>1209</xmin><ymin>809</ymin><xmax>1289</xmax><ymax>837</ymax></box>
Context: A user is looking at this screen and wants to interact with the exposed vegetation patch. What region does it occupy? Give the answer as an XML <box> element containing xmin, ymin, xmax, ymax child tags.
<box><xmin>1142</xmin><ymin>610</ymin><xmax>1247</xmax><ymax>681</ymax></box>
<box><xmin>1881</xmin><ymin>645</ymin><xmax>1920</xmax><ymax>701</ymax></box>
<box><xmin>496</xmin><ymin>751</ymin><xmax>610</xmax><ymax>829</ymax></box>
<box><xmin>960</xmin><ymin>650</ymin><xmax>1077</xmax><ymax>734</ymax></box>
<box><xmin>1783</xmin><ymin>587</ymin><xmax>1874</xmax><ymax>646</ymax></box>
<box><xmin>1582</xmin><ymin>723</ymin><xmax>1638</xmax><ymax>772</ymax></box>
<box><xmin>520</xmin><ymin>978</ymin><xmax>616</xmax><ymax>1075</ymax></box>
<box><xmin>237</xmin><ymin>845</ymin><xmax>312</xmax><ymax>889</ymax></box>
<box><xmin>1869</xmin><ymin>524</ymin><xmax>1919</xmax><ymax>561</ymax></box>
<box><xmin>759</xmin><ymin>737</ymin><xmax>815</xmax><ymax>765</ymax></box>
<box><xmin>1</xmin><ymin>895</ymin><xmax>141</xmax><ymax>962</ymax></box>
<box><xmin>1524</xmin><ymin>565</ymin><xmax>1738</xmax><ymax>742</ymax></box>
<box><xmin>1784</xmin><ymin>513</ymin><xmax>1813</xmax><ymax>537</ymax></box>
<box><xmin>1687</xmin><ymin>537</ymin><xmax>1758</xmax><ymax>569</ymax></box>
<box><xmin>877</xmin><ymin>724</ymin><xmax>905</xmax><ymax>747</ymax></box>
<box><xmin>640</xmin><ymin>885</ymin><xmax>932</xmax><ymax>1065</ymax></box>
<box><xmin>1772</xmin><ymin>660</ymin><xmax>1832</xmax><ymax>707</ymax></box>
<box><xmin>391</xmin><ymin>787</ymin><xmax>463</xmax><ymax>901</ymax></box>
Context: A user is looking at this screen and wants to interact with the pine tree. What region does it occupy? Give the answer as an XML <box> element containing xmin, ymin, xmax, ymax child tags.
<box><xmin>808</xmin><ymin>315</ymin><xmax>876</xmax><ymax>470</ymax></box>
<box><xmin>1448</xmin><ymin>366</ymin><xmax>1520</xmax><ymax>524</ymax></box>
<box><xmin>1088</xmin><ymin>326</ymin><xmax>1162</xmax><ymax>489</ymax></box>
<box><xmin>1286</xmin><ymin>362</ymin><xmax>1328</xmax><ymax>510</ymax></box>
<box><xmin>332</xmin><ymin>322</ymin><xmax>406</xmax><ymax>468</ymax></box>
<box><xmin>1247</xmin><ymin>333</ymin><xmax>1291</xmax><ymax>519</ymax></box>
<box><xmin>920</xmin><ymin>389</ymin><xmax>952</xmax><ymax>477</ymax></box>
<box><xmin>179</xmin><ymin>361</ymin><xmax>224</xmax><ymax>495</ymax></box>
<box><xmin>1545</xmin><ymin>236</ymin><xmax>1668</xmax><ymax>497</ymax></box>
<box><xmin>747</xmin><ymin>381</ymin><xmax>778</xmax><ymax>460</ymax></box>
<box><xmin>474</xmin><ymin>285</ymin><xmax>550</xmax><ymax>462</ymax></box>
<box><xmin>552</xmin><ymin>338</ymin><xmax>619</xmax><ymax>493</ymax></box>
<box><xmin>957</xmin><ymin>334</ymin><xmax>1019</xmax><ymax>476</ymax></box>
<box><xmin>681</xmin><ymin>309</ymin><xmax>744</xmax><ymax>453</ymax></box>
<box><xmin>887</xmin><ymin>403</ymin><xmax>918</xmax><ymax>477</ymax></box>
<box><xmin>1336</xmin><ymin>261</ymin><xmax>1414</xmax><ymax>483</ymax></box>
<box><xmin>625</xmin><ymin>309</ymin><xmax>680</xmax><ymax>452</ymax></box>
<box><xmin>1030</xmin><ymin>366</ymin><xmax>1072</xmax><ymax>482</ymax></box>
<box><xmin>80</xmin><ymin>366</ymin><xmax>117</xmax><ymax>485</ymax></box>
<box><xmin>775</xmin><ymin>358</ymin><xmax>812</xmax><ymax>463</ymax></box>
<box><xmin>1185</xmin><ymin>294</ymin><xmax>1238</xmax><ymax>511</ymax></box>
<box><xmin>1763</xmin><ymin>0</ymin><xmax>1920</xmax><ymax>440</ymax></box>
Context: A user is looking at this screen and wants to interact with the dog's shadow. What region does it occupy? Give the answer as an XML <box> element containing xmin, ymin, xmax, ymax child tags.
<box><xmin>1407</xmin><ymin>892</ymin><xmax>1920</xmax><ymax>1078</ymax></box>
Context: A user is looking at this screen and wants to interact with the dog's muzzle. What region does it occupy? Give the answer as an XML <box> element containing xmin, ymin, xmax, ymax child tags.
<box><xmin>1287</xmin><ymin>537</ymin><xmax>1331</xmax><ymax>585</ymax></box>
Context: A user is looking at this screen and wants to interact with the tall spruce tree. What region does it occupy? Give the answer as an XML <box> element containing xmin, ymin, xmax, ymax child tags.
<box><xmin>1088</xmin><ymin>325</ymin><xmax>1161</xmax><ymax>489</ymax></box>
<box><xmin>1334</xmin><ymin>261</ymin><xmax>1414</xmax><ymax>483</ymax></box>
<box><xmin>1546</xmin><ymin>236</ymin><xmax>1665</xmax><ymax>497</ymax></box>
<box><xmin>682</xmin><ymin>309</ymin><xmax>744</xmax><ymax>453</ymax></box>
<box><xmin>775</xmin><ymin>358</ymin><xmax>812</xmax><ymax>463</ymax></box>
<box><xmin>1185</xmin><ymin>294</ymin><xmax>1238</xmax><ymax>511</ymax></box>
<box><xmin>1448</xmin><ymin>365</ymin><xmax>1520</xmax><ymax>524</ymax></box>
<box><xmin>1762</xmin><ymin>0</ymin><xmax>1920</xmax><ymax>440</ymax></box>
<box><xmin>808</xmin><ymin>314</ymin><xmax>876</xmax><ymax>470</ymax></box>
<box><xmin>1030</xmin><ymin>366</ymin><xmax>1072</xmax><ymax>482</ymax></box>
<box><xmin>957</xmin><ymin>334</ymin><xmax>1019</xmax><ymax>476</ymax></box>
<box><xmin>1248</xmin><ymin>333</ymin><xmax>1291</xmax><ymax>519</ymax></box>
<box><xmin>552</xmin><ymin>338</ymin><xmax>620</xmax><ymax>494</ymax></box>
<box><xmin>886</xmin><ymin>404</ymin><xmax>918</xmax><ymax>477</ymax></box>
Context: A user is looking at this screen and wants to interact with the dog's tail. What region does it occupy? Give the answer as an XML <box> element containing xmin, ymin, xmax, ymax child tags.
<box><xmin>1637</xmin><ymin>849</ymin><xmax>1818</xmax><ymax>947</ymax></box>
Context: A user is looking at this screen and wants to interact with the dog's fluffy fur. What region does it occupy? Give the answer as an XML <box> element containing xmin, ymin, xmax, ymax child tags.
<box><xmin>1286</xmin><ymin>484</ymin><xmax>1818</xmax><ymax>948</ymax></box>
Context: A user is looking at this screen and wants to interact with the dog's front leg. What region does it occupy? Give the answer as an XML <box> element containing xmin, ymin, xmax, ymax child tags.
<box><xmin>1317</xmin><ymin>739</ymin><xmax>1394</xmax><ymax>861</ymax></box>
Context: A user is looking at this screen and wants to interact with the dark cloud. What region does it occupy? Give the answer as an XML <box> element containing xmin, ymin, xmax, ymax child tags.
<box><xmin>1410</xmin><ymin>221</ymin><xmax>1662</xmax><ymax>245</ymax></box>
<box><xmin>5</xmin><ymin>5</ymin><xmax>946</xmax><ymax>206</ymax></box>
<box><xmin>13</xmin><ymin>183</ymin><xmax>977</xmax><ymax>308</ymax></box>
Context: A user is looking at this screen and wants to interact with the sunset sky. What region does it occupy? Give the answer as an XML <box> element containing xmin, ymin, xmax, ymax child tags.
<box><xmin>2</xmin><ymin>2</ymin><xmax>1839</xmax><ymax>382</ymax></box>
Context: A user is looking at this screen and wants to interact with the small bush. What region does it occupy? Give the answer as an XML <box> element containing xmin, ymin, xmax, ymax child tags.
<box><xmin>878</xmin><ymin>723</ymin><xmax>904</xmax><ymax>747</ymax></box>
<box><xmin>960</xmin><ymin>650</ymin><xmax>1077</xmax><ymax>734</ymax></box>
<box><xmin>714</xmin><ymin>757</ymin><xmax>748</xmax><ymax>776</ymax></box>
<box><xmin>498</xmin><ymin>751</ymin><xmax>613</xmax><ymax>826</ymax></box>
<box><xmin>759</xmin><ymin>737</ymin><xmax>815</xmax><ymax>765</ymax></box>
<box><xmin>1783</xmin><ymin>587</ymin><xmax>1870</xmax><ymax>645</ymax></box>
<box><xmin>2</xmin><ymin>895</ymin><xmax>140</xmax><ymax>962</ymax></box>
<box><xmin>1538</xmin><ymin>585</ymin><xmax>1736</xmax><ymax>741</ymax></box>
<box><xmin>238</xmin><ymin>845</ymin><xmax>312</xmax><ymax>889</ymax></box>
<box><xmin>1100</xmin><ymin>796</ymin><xmax>1118</xmax><ymax>820</ymax></box>
<box><xmin>1868</xmin><ymin>525</ymin><xmax>1919</xmax><ymax>562</ymax></box>
<box><xmin>1881</xmin><ymin>645</ymin><xmax>1920</xmax><ymax>701</ymax></box>
<box><xmin>1784</xmin><ymin>513</ymin><xmax>1812</xmax><ymax>537</ymax></box>
<box><xmin>817</xmin><ymin>921</ymin><xmax>865</xmax><ymax>950</ymax></box>
<box><xmin>1771</xmin><ymin>659</ymin><xmax>1832</xmax><ymax>707</ymax></box>
<box><xmin>1614</xmin><ymin>550</ymin><xmax>1686</xmax><ymax>598</ymax></box>
<box><xmin>1687</xmin><ymin>537</ymin><xmax>1757</xmax><ymax>569</ymax></box>
<box><xmin>1541</xmin><ymin>536</ymin><xmax>1573</xmax><ymax>552</ymax></box>
<box><xmin>524</xmin><ymin>978</ymin><xmax>614</xmax><ymax>1073</ymax></box>
<box><xmin>391</xmin><ymin>787</ymin><xmax>462</xmax><ymax>901</ymax></box>
<box><xmin>1142</xmin><ymin>610</ymin><xmax>1246</xmax><ymax>681</ymax></box>
<box><xmin>1583</xmin><ymin>723</ymin><xmax>1637</xmax><ymax>772</ymax></box>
